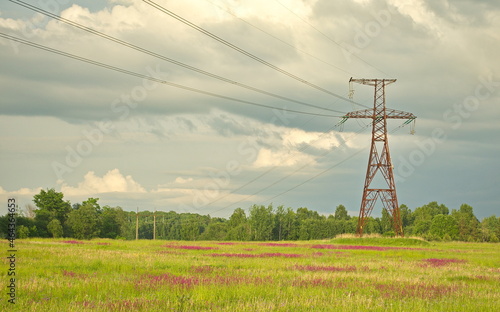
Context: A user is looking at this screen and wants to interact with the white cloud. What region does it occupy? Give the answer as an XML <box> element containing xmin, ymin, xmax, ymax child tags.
<box><xmin>0</xmin><ymin>186</ymin><xmax>41</xmax><ymax>196</ymax></box>
<box><xmin>0</xmin><ymin>187</ymin><xmax>43</xmax><ymax>213</ymax></box>
<box><xmin>0</xmin><ymin>16</ymin><xmax>24</xmax><ymax>31</ymax></box>
<box><xmin>175</xmin><ymin>177</ymin><xmax>194</xmax><ymax>184</ymax></box>
<box><xmin>60</xmin><ymin>169</ymin><xmax>146</xmax><ymax>196</ymax></box>
<box><xmin>253</xmin><ymin>148</ymin><xmax>315</xmax><ymax>168</ymax></box>
<box><xmin>282</xmin><ymin>128</ymin><xmax>343</xmax><ymax>150</ymax></box>
<box><xmin>57</xmin><ymin>3</ymin><xmax>144</xmax><ymax>33</ymax></box>
<box><xmin>388</xmin><ymin>0</ymin><xmax>453</xmax><ymax>38</ymax></box>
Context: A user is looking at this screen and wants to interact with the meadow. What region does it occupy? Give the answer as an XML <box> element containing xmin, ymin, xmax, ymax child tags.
<box><xmin>2</xmin><ymin>237</ymin><xmax>499</xmax><ymax>311</ymax></box>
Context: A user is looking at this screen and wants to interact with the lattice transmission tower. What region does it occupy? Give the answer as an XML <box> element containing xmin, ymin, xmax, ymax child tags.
<box><xmin>341</xmin><ymin>78</ymin><xmax>416</xmax><ymax>236</ymax></box>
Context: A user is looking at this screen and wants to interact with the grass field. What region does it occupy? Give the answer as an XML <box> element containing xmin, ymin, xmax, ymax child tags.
<box><xmin>2</xmin><ymin>238</ymin><xmax>500</xmax><ymax>311</ymax></box>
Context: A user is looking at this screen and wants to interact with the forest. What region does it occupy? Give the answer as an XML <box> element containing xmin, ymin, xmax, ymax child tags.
<box><xmin>2</xmin><ymin>188</ymin><xmax>499</xmax><ymax>242</ymax></box>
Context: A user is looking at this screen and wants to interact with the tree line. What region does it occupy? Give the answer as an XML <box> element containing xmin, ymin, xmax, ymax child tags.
<box><xmin>1</xmin><ymin>188</ymin><xmax>499</xmax><ymax>242</ymax></box>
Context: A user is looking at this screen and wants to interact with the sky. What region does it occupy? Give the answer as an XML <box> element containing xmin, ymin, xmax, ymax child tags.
<box><xmin>0</xmin><ymin>0</ymin><xmax>499</xmax><ymax>219</ymax></box>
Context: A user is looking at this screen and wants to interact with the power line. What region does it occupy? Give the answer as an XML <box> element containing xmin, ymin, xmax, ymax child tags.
<box><xmin>204</xmin><ymin>118</ymin><xmax>346</xmax><ymax>207</ymax></box>
<box><xmin>273</xmin><ymin>0</ymin><xmax>389</xmax><ymax>76</ymax></box>
<box><xmin>8</xmin><ymin>0</ymin><xmax>345</xmax><ymax>115</ymax></box>
<box><xmin>205</xmin><ymin>121</ymin><xmax>373</xmax><ymax>215</ymax></box>
<box><xmin>203</xmin><ymin>0</ymin><xmax>356</xmax><ymax>76</ymax></box>
<box><xmin>154</xmin><ymin>119</ymin><xmax>410</xmax><ymax>215</ymax></box>
<box><xmin>261</xmin><ymin>148</ymin><xmax>366</xmax><ymax>204</ymax></box>
<box><xmin>143</xmin><ymin>0</ymin><xmax>370</xmax><ymax>109</ymax></box>
<box><xmin>0</xmin><ymin>32</ymin><xmax>342</xmax><ymax>118</ymax></box>
<box><xmin>260</xmin><ymin>120</ymin><xmax>414</xmax><ymax>204</ymax></box>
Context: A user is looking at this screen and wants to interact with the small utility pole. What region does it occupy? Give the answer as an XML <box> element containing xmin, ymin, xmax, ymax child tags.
<box><xmin>135</xmin><ymin>207</ymin><xmax>139</xmax><ymax>240</ymax></box>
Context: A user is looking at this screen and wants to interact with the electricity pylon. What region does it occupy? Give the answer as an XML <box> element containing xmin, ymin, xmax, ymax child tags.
<box><xmin>341</xmin><ymin>78</ymin><xmax>415</xmax><ymax>236</ymax></box>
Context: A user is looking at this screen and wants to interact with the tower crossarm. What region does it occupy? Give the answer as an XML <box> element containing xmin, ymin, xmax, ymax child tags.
<box><xmin>343</xmin><ymin>108</ymin><xmax>415</xmax><ymax>120</ymax></box>
<box><xmin>349</xmin><ymin>78</ymin><xmax>397</xmax><ymax>86</ymax></box>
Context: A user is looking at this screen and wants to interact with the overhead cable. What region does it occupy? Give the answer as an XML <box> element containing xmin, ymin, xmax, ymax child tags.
<box><xmin>206</xmin><ymin>121</ymin><xmax>373</xmax><ymax>214</ymax></box>
<box><xmin>204</xmin><ymin>118</ymin><xmax>347</xmax><ymax>207</ymax></box>
<box><xmin>203</xmin><ymin>0</ymin><xmax>356</xmax><ymax>76</ymax></box>
<box><xmin>8</xmin><ymin>0</ymin><xmax>345</xmax><ymax>114</ymax></box>
<box><xmin>273</xmin><ymin>0</ymin><xmax>389</xmax><ymax>76</ymax></box>
<box><xmin>260</xmin><ymin>120</ymin><xmax>414</xmax><ymax>204</ymax></box>
<box><xmin>261</xmin><ymin>148</ymin><xmax>366</xmax><ymax>204</ymax></box>
<box><xmin>0</xmin><ymin>32</ymin><xmax>342</xmax><ymax>118</ymax></box>
<box><xmin>143</xmin><ymin>0</ymin><xmax>370</xmax><ymax>109</ymax></box>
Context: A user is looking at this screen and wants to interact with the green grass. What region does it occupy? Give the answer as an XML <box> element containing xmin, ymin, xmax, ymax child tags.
<box><xmin>2</xmin><ymin>238</ymin><xmax>499</xmax><ymax>311</ymax></box>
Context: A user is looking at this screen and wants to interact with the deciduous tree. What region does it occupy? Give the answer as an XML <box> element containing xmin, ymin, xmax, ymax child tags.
<box><xmin>249</xmin><ymin>204</ymin><xmax>274</xmax><ymax>241</ymax></box>
<box><xmin>100</xmin><ymin>206</ymin><xmax>127</xmax><ymax>239</ymax></box>
<box><xmin>66</xmin><ymin>202</ymin><xmax>101</xmax><ymax>240</ymax></box>
<box><xmin>430</xmin><ymin>214</ymin><xmax>458</xmax><ymax>240</ymax></box>
<box><xmin>47</xmin><ymin>219</ymin><xmax>63</xmax><ymax>238</ymax></box>
<box><xmin>452</xmin><ymin>204</ymin><xmax>480</xmax><ymax>241</ymax></box>
<box><xmin>33</xmin><ymin>188</ymin><xmax>71</xmax><ymax>236</ymax></box>
<box><xmin>481</xmin><ymin>215</ymin><xmax>500</xmax><ymax>242</ymax></box>
<box><xmin>334</xmin><ymin>205</ymin><xmax>350</xmax><ymax>220</ymax></box>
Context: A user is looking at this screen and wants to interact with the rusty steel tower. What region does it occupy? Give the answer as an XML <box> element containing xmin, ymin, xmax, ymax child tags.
<box><xmin>342</xmin><ymin>78</ymin><xmax>415</xmax><ymax>236</ymax></box>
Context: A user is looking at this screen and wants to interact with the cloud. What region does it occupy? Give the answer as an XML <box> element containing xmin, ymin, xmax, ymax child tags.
<box><xmin>107</xmin><ymin>109</ymin><xmax>343</xmax><ymax>146</ymax></box>
<box><xmin>0</xmin><ymin>0</ymin><xmax>351</xmax><ymax>124</ymax></box>
<box><xmin>0</xmin><ymin>186</ymin><xmax>41</xmax><ymax>196</ymax></box>
<box><xmin>175</xmin><ymin>177</ymin><xmax>193</xmax><ymax>184</ymax></box>
<box><xmin>0</xmin><ymin>0</ymin><xmax>498</xmax><ymax>219</ymax></box>
<box><xmin>282</xmin><ymin>128</ymin><xmax>348</xmax><ymax>150</ymax></box>
<box><xmin>0</xmin><ymin>187</ymin><xmax>43</xmax><ymax>214</ymax></box>
<box><xmin>60</xmin><ymin>169</ymin><xmax>146</xmax><ymax>196</ymax></box>
<box><xmin>151</xmin><ymin>176</ymin><xmax>266</xmax><ymax>213</ymax></box>
<box><xmin>253</xmin><ymin>148</ymin><xmax>315</xmax><ymax>168</ymax></box>
<box><xmin>388</xmin><ymin>0</ymin><xmax>442</xmax><ymax>35</ymax></box>
<box><xmin>420</xmin><ymin>0</ymin><xmax>500</xmax><ymax>26</ymax></box>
